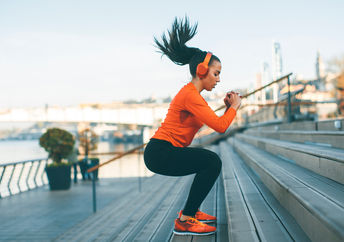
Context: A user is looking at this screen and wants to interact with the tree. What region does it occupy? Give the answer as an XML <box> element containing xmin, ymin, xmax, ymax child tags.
<box><xmin>77</xmin><ymin>128</ymin><xmax>98</xmax><ymax>157</ymax></box>
<box><xmin>39</xmin><ymin>128</ymin><xmax>75</xmax><ymax>165</ymax></box>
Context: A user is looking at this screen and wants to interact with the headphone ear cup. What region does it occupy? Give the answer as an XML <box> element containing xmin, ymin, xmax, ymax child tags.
<box><xmin>196</xmin><ymin>63</ymin><xmax>208</xmax><ymax>78</ymax></box>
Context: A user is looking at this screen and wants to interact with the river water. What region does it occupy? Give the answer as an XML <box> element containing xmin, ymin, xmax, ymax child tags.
<box><xmin>0</xmin><ymin>140</ymin><xmax>153</xmax><ymax>178</ymax></box>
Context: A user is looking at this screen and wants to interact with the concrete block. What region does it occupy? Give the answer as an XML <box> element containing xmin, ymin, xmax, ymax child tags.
<box><xmin>264</xmin><ymin>143</ymin><xmax>290</xmax><ymax>158</ymax></box>
<box><xmin>317</xmin><ymin>119</ymin><xmax>344</xmax><ymax>131</ymax></box>
<box><xmin>279</xmin><ymin>121</ymin><xmax>316</xmax><ymax>131</ymax></box>
<box><xmin>310</xmin><ymin>134</ymin><xmax>344</xmax><ymax>149</ymax></box>
<box><xmin>235</xmin><ymin>140</ymin><xmax>344</xmax><ymax>242</ymax></box>
<box><xmin>319</xmin><ymin>158</ymin><xmax>344</xmax><ymax>184</ymax></box>
<box><xmin>282</xmin><ymin>188</ymin><xmax>342</xmax><ymax>242</ymax></box>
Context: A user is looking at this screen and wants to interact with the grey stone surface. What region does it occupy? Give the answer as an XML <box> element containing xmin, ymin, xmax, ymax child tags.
<box><xmin>233</xmin><ymin>138</ymin><xmax>344</xmax><ymax>242</ymax></box>
<box><xmin>317</xmin><ymin>119</ymin><xmax>344</xmax><ymax>131</ymax></box>
<box><xmin>279</xmin><ymin>121</ymin><xmax>317</xmax><ymax>131</ymax></box>
<box><xmin>236</xmin><ymin>133</ymin><xmax>344</xmax><ymax>184</ymax></box>
<box><xmin>219</xmin><ymin>141</ymin><xmax>309</xmax><ymax>242</ymax></box>
<box><xmin>244</xmin><ymin>129</ymin><xmax>344</xmax><ymax>149</ymax></box>
<box><xmin>0</xmin><ymin>176</ymin><xmax>148</xmax><ymax>241</ymax></box>
<box><xmin>1</xmin><ymin>152</ymin><xmax>229</xmax><ymax>242</ymax></box>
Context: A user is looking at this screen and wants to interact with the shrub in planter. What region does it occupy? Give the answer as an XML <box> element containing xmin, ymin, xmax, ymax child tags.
<box><xmin>39</xmin><ymin>128</ymin><xmax>75</xmax><ymax>190</ymax></box>
<box><xmin>77</xmin><ymin>128</ymin><xmax>99</xmax><ymax>180</ymax></box>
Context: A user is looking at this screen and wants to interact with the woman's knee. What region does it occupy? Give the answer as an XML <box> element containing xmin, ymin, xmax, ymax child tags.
<box><xmin>211</xmin><ymin>152</ymin><xmax>222</xmax><ymax>174</ymax></box>
<box><xmin>201</xmin><ymin>149</ymin><xmax>222</xmax><ymax>173</ymax></box>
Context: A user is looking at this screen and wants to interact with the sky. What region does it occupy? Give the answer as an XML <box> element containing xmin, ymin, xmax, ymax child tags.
<box><xmin>0</xmin><ymin>0</ymin><xmax>343</xmax><ymax>108</ymax></box>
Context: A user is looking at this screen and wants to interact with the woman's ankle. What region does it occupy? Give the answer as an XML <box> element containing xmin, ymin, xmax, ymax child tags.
<box><xmin>180</xmin><ymin>214</ymin><xmax>192</xmax><ymax>222</ymax></box>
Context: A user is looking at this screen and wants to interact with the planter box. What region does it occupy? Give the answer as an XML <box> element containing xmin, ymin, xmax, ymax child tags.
<box><xmin>45</xmin><ymin>165</ymin><xmax>71</xmax><ymax>190</ymax></box>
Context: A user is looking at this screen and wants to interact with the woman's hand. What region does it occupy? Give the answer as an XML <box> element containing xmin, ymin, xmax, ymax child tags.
<box><xmin>224</xmin><ymin>91</ymin><xmax>242</xmax><ymax>111</ymax></box>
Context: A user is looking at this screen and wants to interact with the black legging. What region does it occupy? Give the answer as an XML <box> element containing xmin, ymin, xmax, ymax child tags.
<box><xmin>143</xmin><ymin>138</ymin><xmax>222</xmax><ymax>216</ymax></box>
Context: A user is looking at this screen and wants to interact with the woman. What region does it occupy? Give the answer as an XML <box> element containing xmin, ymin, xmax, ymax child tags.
<box><xmin>144</xmin><ymin>17</ymin><xmax>241</xmax><ymax>236</ymax></box>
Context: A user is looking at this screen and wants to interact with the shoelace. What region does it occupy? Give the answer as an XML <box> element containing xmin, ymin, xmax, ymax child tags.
<box><xmin>186</xmin><ymin>218</ymin><xmax>204</xmax><ymax>226</ymax></box>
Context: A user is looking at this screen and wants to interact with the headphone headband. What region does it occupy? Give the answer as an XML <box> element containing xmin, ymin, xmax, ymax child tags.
<box><xmin>203</xmin><ymin>52</ymin><xmax>212</xmax><ymax>65</ymax></box>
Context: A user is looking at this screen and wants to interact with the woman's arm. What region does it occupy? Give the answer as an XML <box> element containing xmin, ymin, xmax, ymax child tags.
<box><xmin>185</xmin><ymin>92</ymin><xmax>238</xmax><ymax>133</ymax></box>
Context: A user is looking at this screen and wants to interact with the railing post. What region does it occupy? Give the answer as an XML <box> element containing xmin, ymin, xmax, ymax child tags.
<box><xmin>32</xmin><ymin>161</ymin><xmax>40</xmax><ymax>188</ymax></box>
<box><xmin>287</xmin><ymin>76</ymin><xmax>293</xmax><ymax>123</ymax></box>
<box><xmin>0</xmin><ymin>166</ymin><xmax>7</xmax><ymax>198</ymax></box>
<box><xmin>42</xmin><ymin>159</ymin><xmax>48</xmax><ymax>185</ymax></box>
<box><xmin>26</xmin><ymin>161</ymin><xmax>34</xmax><ymax>191</ymax></box>
<box><xmin>8</xmin><ymin>164</ymin><xmax>17</xmax><ymax>196</ymax></box>
<box><xmin>17</xmin><ymin>163</ymin><xmax>26</xmax><ymax>193</ymax></box>
<box><xmin>92</xmin><ymin>170</ymin><xmax>97</xmax><ymax>213</ymax></box>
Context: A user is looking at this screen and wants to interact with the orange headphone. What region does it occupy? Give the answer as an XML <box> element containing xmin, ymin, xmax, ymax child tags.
<box><xmin>196</xmin><ymin>52</ymin><xmax>212</xmax><ymax>78</ymax></box>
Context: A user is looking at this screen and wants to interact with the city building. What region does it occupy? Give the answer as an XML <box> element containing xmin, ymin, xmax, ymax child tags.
<box><xmin>315</xmin><ymin>50</ymin><xmax>326</xmax><ymax>81</ymax></box>
<box><xmin>272</xmin><ymin>41</ymin><xmax>283</xmax><ymax>102</ymax></box>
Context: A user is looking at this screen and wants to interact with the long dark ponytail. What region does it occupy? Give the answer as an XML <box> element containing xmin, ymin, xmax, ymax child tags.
<box><xmin>154</xmin><ymin>17</ymin><xmax>220</xmax><ymax>77</ymax></box>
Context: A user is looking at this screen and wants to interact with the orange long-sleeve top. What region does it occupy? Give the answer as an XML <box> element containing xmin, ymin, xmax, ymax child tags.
<box><xmin>152</xmin><ymin>82</ymin><xmax>237</xmax><ymax>147</ymax></box>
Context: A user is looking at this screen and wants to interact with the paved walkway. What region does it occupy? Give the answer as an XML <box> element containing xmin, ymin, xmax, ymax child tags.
<box><xmin>0</xmin><ymin>177</ymin><xmax>146</xmax><ymax>241</ymax></box>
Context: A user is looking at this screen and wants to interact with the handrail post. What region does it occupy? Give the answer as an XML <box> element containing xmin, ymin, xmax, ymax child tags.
<box><xmin>92</xmin><ymin>170</ymin><xmax>97</xmax><ymax>213</ymax></box>
<box><xmin>287</xmin><ymin>75</ymin><xmax>293</xmax><ymax>122</ymax></box>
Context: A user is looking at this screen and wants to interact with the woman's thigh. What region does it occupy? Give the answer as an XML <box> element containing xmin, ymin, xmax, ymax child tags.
<box><xmin>144</xmin><ymin>141</ymin><xmax>221</xmax><ymax>176</ymax></box>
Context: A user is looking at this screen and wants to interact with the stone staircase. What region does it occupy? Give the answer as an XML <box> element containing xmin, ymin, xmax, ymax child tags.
<box><xmin>54</xmin><ymin>119</ymin><xmax>344</xmax><ymax>242</ymax></box>
<box><xmin>217</xmin><ymin>119</ymin><xmax>344</xmax><ymax>242</ymax></box>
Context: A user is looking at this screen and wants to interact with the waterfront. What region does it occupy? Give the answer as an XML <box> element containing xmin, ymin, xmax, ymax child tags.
<box><xmin>0</xmin><ymin>140</ymin><xmax>47</xmax><ymax>164</ymax></box>
<box><xmin>0</xmin><ymin>140</ymin><xmax>153</xmax><ymax>178</ymax></box>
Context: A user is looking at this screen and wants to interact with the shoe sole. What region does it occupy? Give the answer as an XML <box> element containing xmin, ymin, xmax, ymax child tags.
<box><xmin>173</xmin><ymin>230</ymin><xmax>216</xmax><ymax>236</ymax></box>
<box><xmin>198</xmin><ymin>220</ymin><xmax>216</xmax><ymax>223</ymax></box>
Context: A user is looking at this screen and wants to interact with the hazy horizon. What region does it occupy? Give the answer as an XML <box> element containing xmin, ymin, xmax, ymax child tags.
<box><xmin>1</xmin><ymin>0</ymin><xmax>343</xmax><ymax>108</ymax></box>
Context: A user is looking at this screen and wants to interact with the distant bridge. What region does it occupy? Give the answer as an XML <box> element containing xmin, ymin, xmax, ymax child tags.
<box><xmin>0</xmin><ymin>104</ymin><xmax>170</xmax><ymax>126</ymax></box>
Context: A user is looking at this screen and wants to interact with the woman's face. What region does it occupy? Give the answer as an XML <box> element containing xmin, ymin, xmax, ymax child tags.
<box><xmin>201</xmin><ymin>60</ymin><xmax>222</xmax><ymax>91</ymax></box>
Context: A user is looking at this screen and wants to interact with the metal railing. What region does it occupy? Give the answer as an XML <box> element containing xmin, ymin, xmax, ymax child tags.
<box><xmin>0</xmin><ymin>158</ymin><xmax>82</xmax><ymax>198</ymax></box>
<box><xmin>215</xmin><ymin>73</ymin><xmax>294</xmax><ymax>122</ymax></box>
<box><xmin>0</xmin><ymin>158</ymin><xmax>48</xmax><ymax>198</ymax></box>
<box><xmin>86</xmin><ymin>143</ymin><xmax>146</xmax><ymax>213</ymax></box>
<box><xmin>217</xmin><ymin>72</ymin><xmax>342</xmax><ymax>124</ymax></box>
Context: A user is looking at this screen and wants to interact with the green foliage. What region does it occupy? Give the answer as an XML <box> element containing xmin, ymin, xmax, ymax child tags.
<box><xmin>77</xmin><ymin>128</ymin><xmax>98</xmax><ymax>155</ymax></box>
<box><xmin>39</xmin><ymin>128</ymin><xmax>75</xmax><ymax>164</ymax></box>
<box><xmin>47</xmin><ymin>161</ymin><xmax>71</xmax><ymax>168</ymax></box>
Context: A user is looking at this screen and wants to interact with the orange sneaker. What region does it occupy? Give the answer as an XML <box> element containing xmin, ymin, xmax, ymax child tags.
<box><xmin>173</xmin><ymin>217</ymin><xmax>216</xmax><ymax>236</ymax></box>
<box><xmin>178</xmin><ymin>210</ymin><xmax>217</xmax><ymax>223</ymax></box>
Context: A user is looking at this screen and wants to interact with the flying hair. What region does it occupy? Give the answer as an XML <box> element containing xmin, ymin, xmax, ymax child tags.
<box><xmin>154</xmin><ymin>16</ymin><xmax>220</xmax><ymax>77</ymax></box>
<box><xmin>154</xmin><ymin>16</ymin><xmax>201</xmax><ymax>66</ymax></box>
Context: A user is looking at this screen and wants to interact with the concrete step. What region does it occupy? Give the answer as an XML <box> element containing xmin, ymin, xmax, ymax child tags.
<box><xmin>55</xmin><ymin>174</ymin><xmax>192</xmax><ymax>241</ymax></box>
<box><xmin>243</xmin><ymin>129</ymin><xmax>344</xmax><ymax>149</ymax></box>
<box><xmin>218</xmin><ymin>140</ymin><xmax>310</xmax><ymax>242</ymax></box>
<box><xmin>236</xmin><ymin>133</ymin><xmax>344</xmax><ymax>184</ymax></box>
<box><xmin>248</xmin><ymin>119</ymin><xmax>344</xmax><ymax>132</ymax></box>
<box><xmin>232</xmin><ymin>137</ymin><xmax>344</xmax><ymax>242</ymax></box>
